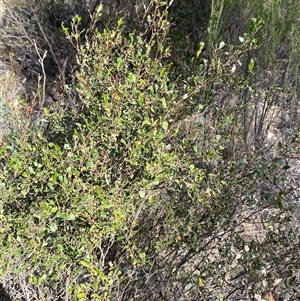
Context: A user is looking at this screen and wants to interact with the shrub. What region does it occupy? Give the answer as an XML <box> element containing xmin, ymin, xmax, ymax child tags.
<box><xmin>0</xmin><ymin>1</ymin><xmax>299</xmax><ymax>301</ymax></box>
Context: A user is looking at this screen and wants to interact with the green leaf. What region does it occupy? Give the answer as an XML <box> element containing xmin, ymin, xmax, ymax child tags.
<box><xmin>96</xmin><ymin>4</ymin><xmax>103</xmax><ymax>16</ymax></box>
<box><xmin>80</xmin><ymin>260</ymin><xmax>90</xmax><ymax>268</ymax></box>
<box><xmin>117</xmin><ymin>17</ymin><xmax>124</xmax><ymax>27</ymax></box>
<box><xmin>43</xmin><ymin>107</ymin><xmax>50</xmax><ymax>116</ymax></box>
<box><xmin>57</xmin><ymin>244</ymin><xmax>64</xmax><ymax>252</ymax></box>
<box><xmin>127</xmin><ymin>72</ymin><xmax>136</xmax><ymax>83</ymax></box>
<box><xmin>250</xmin><ymin>17</ymin><xmax>257</xmax><ymax>33</ymax></box>
<box><xmin>162</xmin><ymin>121</ymin><xmax>168</xmax><ymax>132</ymax></box>
<box><xmin>196</xmin><ymin>42</ymin><xmax>205</xmax><ymax>58</ymax></box>
<box><xmin>49</xmin><ymin>222</ymin><xmax>58</xmax><ymax>233</ymax></box>
<box><xmin>117</xmin><ymin>56</ymin><xmax>123</xmax><ymax>68</ymax></box>
<box><xmin>57</xmin><ymin>212</ymin><xmax>76</xmax><ymax>221</ymax></box>
<box><xmin>27</xmin><ymin>166</ymin><xmax>34</xmax><ymax>174</ymax></box>
<box><xmin>248</xmin><ymin>58</ymin><xmax>255</xmax><ymax>72</ymax></box>
<box><xmin>142</xmin><ymin>118</ymin><xmax>152</xmax><ymax>126</ymax></box>
<box><xmin>139</xmin><ymin>190</ymin><xmax>146</xmax><ymax>198</ymax></box>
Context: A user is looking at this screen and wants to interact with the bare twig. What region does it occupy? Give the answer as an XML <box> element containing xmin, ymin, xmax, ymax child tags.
<box><xmin>32</xmin><ymin>8</ymin><xmax>63</xmax><ymax>78</ymax></box>
<box><xmin>33</xmin><ymin>40</ymin><xmax>47</xmax><ymax>113</ymax></box>
<box><xmin>64</xmin><ymin>269</ymin><xmax>71</xmax><ymax>301</ymax></box>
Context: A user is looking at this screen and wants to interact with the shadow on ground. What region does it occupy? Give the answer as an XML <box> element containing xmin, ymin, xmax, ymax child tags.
<box><xmin>0</xmin><ymin>284</ymin><xmax>12</xmax><ymax>301</ymax></box>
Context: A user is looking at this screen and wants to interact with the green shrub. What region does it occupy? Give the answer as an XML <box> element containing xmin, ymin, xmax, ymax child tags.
<box><xmin>0</xmin><ymin>1</ymin><xmax>299</xmax><ymax>301</ymax></box>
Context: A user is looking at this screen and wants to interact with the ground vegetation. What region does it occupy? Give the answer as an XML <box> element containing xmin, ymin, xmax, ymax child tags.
<box><xmin>0</xmin><ymin>0</ymin><xmax>299</xmax><ymax>300</ymax></box>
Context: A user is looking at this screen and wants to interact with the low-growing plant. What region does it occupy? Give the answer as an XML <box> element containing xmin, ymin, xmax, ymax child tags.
<box><xmin>0</xmin><ymin>1</ymin><xmax>299</xmax><ymax>301</ymax></box>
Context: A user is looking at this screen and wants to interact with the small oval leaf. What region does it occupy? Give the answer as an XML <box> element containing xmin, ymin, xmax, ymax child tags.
<box><xmin>49</xmin><ymin>222</ymin><xmax>58</xmax><ymax>233</ymax></box>
<box><xmin>162</xmin><ymin>121</ymin><xmax>168</xmax><ymax>132</ymax></box>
